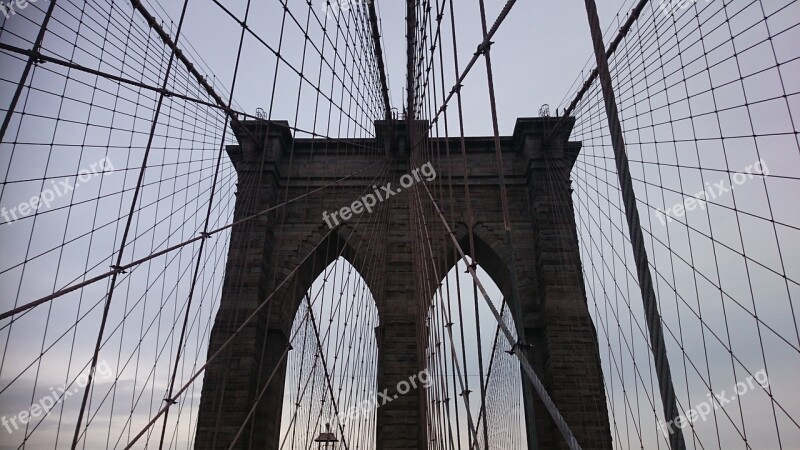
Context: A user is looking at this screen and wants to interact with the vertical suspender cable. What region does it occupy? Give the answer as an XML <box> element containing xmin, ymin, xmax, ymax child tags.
<box><xmin>582</xmin><ymin>1</ymin><xmax>686</xmax><ymax>448</ymax></box>
<box><xmin>368</xmin><ymin>0</ymin><xmax>391</xmax><ymax>120</ymax></box>
<box><xmin>70</xmin><ymin>0</ymin><xmax>193</xmax><ymax>447</ymax></box>
<box><xmin>0</xmin><ymin>0</ymin><xmax>57</xmax><ymax>142</ymax></box>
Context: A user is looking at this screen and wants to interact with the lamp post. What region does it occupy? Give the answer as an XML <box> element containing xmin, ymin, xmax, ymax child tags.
<box><xmin>314</xmin><ymin>423</ymin><xmax>338</xmax><ymax>449</ymax></box>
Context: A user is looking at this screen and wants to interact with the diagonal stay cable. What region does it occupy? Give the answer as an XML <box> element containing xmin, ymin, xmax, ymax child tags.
<box><xmin>0</xmin><ymin>158</ymin><xmax>385</xmax><ymax>321</ymax></box>
<box><xmin>410</xmin><ymin>156</ymin><xmax>583</xmax><ymax>450</ymax></box>
<box><xmin>0</xmin><ymin>0</ymin><xmax>58</xmax><ymax>143</ymax></box>
<box><xmin>582</xmin><ymin>0</ymin><xmax>685</xmax><ymax>447</ymax></box>
<box><xmin>69</xmin><ymin>0</ymin><xmax>194</xmax><ymax>445</ymax></box>
<box><xmin>123</xmin><ymin>151</ymin><xmax>390</xmax><ymax>448</ymax></box>
<box><xmin>121</xmin><ymin>223</ymin><xmax>341</xmax><ymax>449</ymax></box>
<box><xmin>156</xmin><ymin>0</ymin><xmax>257</xmax><ymax>445</ymax></box>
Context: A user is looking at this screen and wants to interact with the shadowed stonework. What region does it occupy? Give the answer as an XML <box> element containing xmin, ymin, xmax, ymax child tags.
<box><xmin>194</xmin><ymin>117</ymin><xmax>612</xmax><ymax>450</ymax></box>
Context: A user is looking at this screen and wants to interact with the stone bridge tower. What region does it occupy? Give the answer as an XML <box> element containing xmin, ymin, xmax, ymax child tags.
<box><xmin>194</xmin><ymin>117</ymin><xmax>612</xmax><ymax>449</ymax></box>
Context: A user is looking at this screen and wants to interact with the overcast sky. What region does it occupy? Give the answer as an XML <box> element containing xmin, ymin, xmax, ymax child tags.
<box><xmin>1</xmin><ymin>0</ymin><xmax>799</xmax><ymax>449</ymax></box>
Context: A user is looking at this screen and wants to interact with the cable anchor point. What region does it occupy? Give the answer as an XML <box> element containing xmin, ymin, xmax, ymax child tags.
<box><xmin>506</xmin><ymin>341</ymin><xmax>533</xmax><ymax>355</ymax></box>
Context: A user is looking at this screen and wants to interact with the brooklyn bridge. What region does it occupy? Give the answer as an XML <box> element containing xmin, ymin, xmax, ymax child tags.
<box><xmin>0</xmin><ymin>0</ymin><xmax>798</xmax><ymax>449</ymax></box>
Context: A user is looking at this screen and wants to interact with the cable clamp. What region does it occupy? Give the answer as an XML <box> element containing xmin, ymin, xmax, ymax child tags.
<box><xmin>506</xmin><ymin>341</ymin><xmax>533</xmax><ymax>355</ymax></box>
<box><xmin>110</xmin><ymin>265</ymin><xmax>127</xmax><ymax>274</ymax></box>
<box><xmin>29</xmin><ymin>50</ymin><xmax>45</xmax><ymax>64</ymax></box>
<box><xmin>476</xmin><ymin>40</ymin><xmax>494</xmax><ymax>55</ymax></box>
<box><xmin>464</xmin><ymin>261</ymin><xmax>477</xmax><ymax>273</ymax></box>
<box><xmin>163</xmin><ymin>397</ymin><xmax>177</xmax><ymax>405</ymax></box>
<box><xmin>200</xmin><ymin>232</ymin><xmax>212</xmax><ymax>239</ymax></box>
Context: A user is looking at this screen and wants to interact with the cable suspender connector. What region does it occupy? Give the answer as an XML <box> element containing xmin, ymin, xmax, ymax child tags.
<box><xmin>31</xmin><ymin>50</ymin><xmax>45</xmax><ymax>64</ymax></box>
<box><xmin>475</xmin><ymin>40</ymin><xmax>494</xmax><ymax>56</ymax></box>
<box><xmin>464</xmin><ymin>259</ymin><xmax>477</xmax><ymax>273</ymax></box>
<box><xmin>506</xmin><ymin>341</ymin><xmax>533</xmax><ymax>355</ymax></box>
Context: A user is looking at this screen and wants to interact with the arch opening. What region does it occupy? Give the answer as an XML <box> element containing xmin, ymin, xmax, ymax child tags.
<box><xmin>426</xmin><ymin>258</ymin><xmax>530</xmax><ymax>448</ymax></box>
<box><xmin>278</xmin><ymin>256</ymin><xmax>379</xmax><ymax>449</ymax></box>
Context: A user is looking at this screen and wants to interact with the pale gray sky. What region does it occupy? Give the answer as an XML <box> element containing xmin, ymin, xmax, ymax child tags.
<box><xmin>1</xmin><ymin>0</ymin><xmax>799</xmax><ymax>449</ymax></box>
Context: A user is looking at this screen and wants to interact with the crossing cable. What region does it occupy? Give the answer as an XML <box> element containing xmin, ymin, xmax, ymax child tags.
<box><xmin>544</xmin><ymin>0</ymin><xmax>650</xmax><ymax>147</ymax></box>
<box><xmin>0</xmin><ymin>40</ymin><xmax>391</xmax><ymax>152</ymax></box>
<box><xmin>562</xmin><ymin>154</ymin><xmax>800</xmax><ymax>446</ymax></box>
<box><xmin>408</xmin><ymin>23</ymin><xmax>566</xmax><ymax>438</ymax></box>
<box><xmin>410</xmin><ymin>0</ymin><xmax>525</xmax><ymax>443</ymax></box>
<box><xmin>566</xmin><ymin>0</ymin><xmax>649</xmax><ymax>117</ymax></box>
<box><xmin>205</xmin><ymin>0</ymin><xmax>298</xmax><ymax>442</ymax></box>
<box><xmin>408</xmin><ymin>159</ymin><xmax>482</xmax><ymax>450</ymax></box>
<box><xmin>259</xmin><ymin>0</ymin><xmax>386</xmax><ymax>441</ymax></box>
<box><xmin>419</xmin><ymin>0</ymin><xmax>489</xmax><ymax>447</ymax></box>
<box><xmin>300</xmin><ymin>209</ymin><xmax>383</xmax><ymax>447</ymax></box>
<box><xmin>173</xmin><ymin>1</ymin><xmax>390</xmax><ymax>424</ymax></box>
<box><xmin>411</xmin><ymin>159</ymin><xmax>582</xmax><ymax>450</ymax></box>
<box><xmin>444</xmin><ymin>0</ymin><xmax>478</xmax><ymax>442</ymax></box>
<box><xmin>409</xmin><ymin>31</ymin><xmax>465</xmax><ymax>444</ymax></box>
<box><xmin>121</xmin><ymin>157</ymin><xmax>390</xmax><ymax>448</ymax></box>
<box><xmin>627</xmin><ymin>8</ymin><xmax>732</xmax><ymax>444</ymax></box>
<box><xmin>18</xmin><ymin>11</ymin><xmax>262</xmax><ymax>436</ymax></box>
<box><xmin>582</xmin><ymin>1</ymin><xmax>686</xmax><ymax>448</ymax></box>
<box><xmin>205</xmin><ymin>0</ymin><xmax>381</xmax><ymax>137</ymax></box>
<box><xmin>570</xmin><ymin>155</ymin><xmax>800</xmax><ymax>362</ymax></box>
<box><xmin>420</xmin><ymin>19</ymin><xmax>526</xmax><ymax>441</ymax></box>
<box><xmin>0</xmin><ymin>42</ymin><xmax>229</xmax><ymax>115</ymax></box>
<box><xmin>424</xmin><ymin>5</ymin><xmax>473</xmax><ymax>444</ymax></box>
<box><xmin>229</xmin><ymin>284</ymin><xmax>358</xmax><ymax>450</ymax></box>
<box><xmin>434</xmin><ymin>0</ymin><xmax>467</xmax><ymax>442</ymax></box>
<box><xmin>0</xmin><ymin>0</ymin><xmax>58</xmax><ymax>143</ymax></box>
<box><xmin>154</xmin><ymin>0</ymin><xmax>259</xmax><ymax>445</ymax></box>
<box><xmin>566</xmin><ymin>66</ymin><xmax>800</xmax><ymax>424</ymax></box>
<box><xmin>560</xmin><ymin>0</ymin><xmax>796</xmax><ymax>442</ymax></box>
<box><xmin>543</xmin><ymin>99</ymin><xmax>675</xmax><ymax>445</ymax></box>
<box><xmin>542</xmin><ymin>150</ymin><xmax>653</xmax><ymax>447</ymax></box>
<box><xmin>367</xmin><ymin>0</ymin><xmax>391</xmax><ymax>120</ymax></box>
<box><xmin>288</xmin><ymin>1</ymin><xmax>388</xmax><ymax>443</ymax></box>
<box><xmin>4</xmin><ymin>0</ymin><xmax>121</xmax><ymax>443</ymax></box>
<box><xmin>424</xmin><ymin>0</ymin><xmax>517</xmax><ymax>130</ymax></box>
<box><xmin>568</xmin><ymin>0</ymin><xmax>800</xmax><ymax>444</ymax></box>
<box><xmin>3</xmin><ymin>87</ymin><xmax>233</xmax><ymax>450</ymax></box>
<box><xmin>0</xmin><ymin>163</ymin><xmax>230</xmax><ymax>316</ymax></box>
<box><xmin>284</xmin><ymin>0</ymin><xmax>379</xmax><ymax>435</ymax></box>
<box><xmin>277</xmin><ymin>281</ymin><xmax>360</xmax><ymax>450</ymax></box>
<box><xmin>215</xmin><ymin>149</ymin><xmax>391</xmax><ymax>447</ymax></box>
<box><xmin>0</xmin><ymin>158</ymin><xmax>385</xmax><ymax>322</ymax></box>
<box><xmin>472</xmin><ymin>0</ymin><xmax>531</xmax><ymax>445</ymax></box>
<box><xmin>0</xmin><ymin>0</ymin><xmax>386</xmax><ymax>446</ymax></box>
<box><xmin>410</xmin><ymin>0</ymin><xmax>528</xmax><ymax>442</ymax></box>
<box><xmin>406</xmin><ymin>0</ymin><xmax>417</xmax><ymax>118</ymax></box>
<box><xmin>67</xmin><ymin>0</ymin><xmax>196</xmax><ymax>445</ymax></box>
<box><xmin>126</xmin><ymin>0</ymin><xmax>258</xmax><ymax>142</ymax></box>
<box><xmin>417</xmin><ymin>5</ymin><xmax>488</xmax><ymax>446</ymax></box>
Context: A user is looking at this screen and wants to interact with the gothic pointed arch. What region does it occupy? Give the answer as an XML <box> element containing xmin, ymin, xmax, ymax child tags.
<box><xmin>270</xmin><ymin>222</ymin><xmax>383</xmax><ymax>334</ymax></box>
